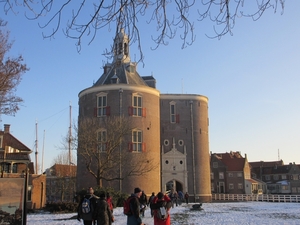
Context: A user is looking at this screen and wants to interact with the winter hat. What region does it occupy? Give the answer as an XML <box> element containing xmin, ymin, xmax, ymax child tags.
<box><xmin>157</xmin><ymin>192</ymin><xmax>164</xmax><ymax>199</ymax></box>
<box><xmin>134</xmin><ymin>187</ymin><xmax>142</xmax><ymax>193</ymax></box>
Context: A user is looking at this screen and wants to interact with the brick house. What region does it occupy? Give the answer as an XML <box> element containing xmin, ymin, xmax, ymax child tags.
<box><xmin>250</xmin><ymin>161</ymin><xmax>300</xmax><ymax>194</ymax></box>
<box><xmin>210</xmin><ymin>151</ymin><xmax>263</xmax><ymax>194</ymax></box>
<box><xmin>0</xmin><ymin>124</ymin><xmax>46</xmax><ymax>209</ymax></box>
<box><xmin>46</xmin><ymin>164</ymin><xmax>77</xmax><ymax>202</ymax></box>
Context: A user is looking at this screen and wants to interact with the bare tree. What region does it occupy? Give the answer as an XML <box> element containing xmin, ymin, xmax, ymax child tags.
<box><xmin>0</xmin><ymin>19</ymin><xmax>28</xmax><ymax>117</ymax></box>
<box><xmin>49</xmin><ymin>151</ymin><xmax>77</xmax><ymax>202</ymax></box>
<box><xmin>1</xmin><ymin>1</ymin><xmax>284</xmax><ymax>61</ymax></box>
<box><xmin>75</xmin><ymin>116</ymin><xmax>158</xmax><ymax>187</ymax></box>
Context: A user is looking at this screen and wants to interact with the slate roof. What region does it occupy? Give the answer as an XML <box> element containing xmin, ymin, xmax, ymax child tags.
<box><xmin>213</xmin><ymin>152</ymin><xmax>246</xmax><ymax>171</ymax></box>
<box><xmin>94</xmin><ymin>63</ymin><xmax>148</xmax><ymax>87</ymax></box>
<box><xmin>249</xmin><ymin>160</ymin><xmax>284</xmax><ymax>169</ymax></box>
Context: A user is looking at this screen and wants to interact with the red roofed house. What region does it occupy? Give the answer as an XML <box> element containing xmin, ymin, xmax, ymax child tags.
<box><xmin>0</xmin><ymin>124</ymin><xmax>46</xmax><ymax>209</ymax></box>
<box><xmin>211</xmin><ymin>151</ymin><xmax>265</xmax><ymax>194</ymax></box>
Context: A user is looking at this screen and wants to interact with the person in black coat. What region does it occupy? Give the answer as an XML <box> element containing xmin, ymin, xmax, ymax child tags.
<box><xmin>77</xmin><ymin>187</ymin><xmax>99</xmax><ymax>225</ymax></box>
<box><xmin>93</xmin><ymin>192</ymin><xmax>113</xmax><ymax>225</ymax></box>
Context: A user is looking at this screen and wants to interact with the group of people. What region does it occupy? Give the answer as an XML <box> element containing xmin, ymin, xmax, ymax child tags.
<box><xmin>168</xmin><ymin>189</ymin><xmax>190</xmax><ymax>207</ymax></box>
<box><xmin>126</xmin><ymin>187</ymin><xmax>173</xmax><ymax>225</ymax></box>
<box><xmin>77</xmin><ymin>187</ymin><xmax>114</xmax><ymax>225</ymax></box>
<box><xmin>77</xmin><ymin>186</ymin><xmax>190</xmax><ymax>225</ymax></box>
<box><xmin>126</xmin><ymin>187</ymin><xmax>190</xmax><ymax>225</ymax></box>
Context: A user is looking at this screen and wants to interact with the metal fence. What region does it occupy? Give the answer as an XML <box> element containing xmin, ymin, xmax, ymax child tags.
<box><xmin>212</xmin><ymin>193</ymin><xmax>300</xmax><ymax>203</ymax></box>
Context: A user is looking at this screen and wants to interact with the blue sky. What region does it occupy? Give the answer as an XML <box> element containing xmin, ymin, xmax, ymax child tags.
<box><xmin>1</xmin><ymin>2</ymin><xmax>300</xmax><ymax>172</ymax></box>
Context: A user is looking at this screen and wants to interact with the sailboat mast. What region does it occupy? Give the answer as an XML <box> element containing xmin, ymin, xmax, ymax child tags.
<box><xmin>35</xmin><ymin>120</ymin><xmax>38</xmax><ymax>174</ymax></box>
<box><xmin>69</xmin><ymin>102</ymin><xmax>72</xmax><ymax>166</ymax></box>
<box><xmin>42</xmin><ymin>130</ymin><xmax>45</xmax><ymax>174</ymax></box>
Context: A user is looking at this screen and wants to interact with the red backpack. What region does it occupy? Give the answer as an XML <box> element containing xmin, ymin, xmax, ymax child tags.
<box><xmin>123</xmin><ymin>196</ymin><xmax>134</xmax><ymax>216</ymax></box>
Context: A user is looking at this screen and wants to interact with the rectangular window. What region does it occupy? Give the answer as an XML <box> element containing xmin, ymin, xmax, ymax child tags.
<box><xmin>132</xmin><ymin>130</ymin><xmax>142</xmax><ymax>152</ymax></box>
<box><xmin>97</xmin><ymin>95</ymin><xmax>107</xmax><ymax>116</ymax></box>
<box><xmin>265</xmin><ymin>175</ymin><xmax>270</xmax><ymax>181</ymax></box>
<box><xmin>211</xmin><ymin>183</ymin><xmax>214</xmax><ymax>192</ymax></box>
<box><xmin>170</xmin><ymin>104</ymin><xmax>176</xmax><ymax>123</ymax></box>
<box><xmin>97</xmin><ymin>130</ymin><xmax>107</xmax><ymax>152</ymax></box>
<box><xmin>213</xmin><ymin>162</ymin><xmax>218</xmax><ymax>168</ymax></box>
<box><xmin>238</xmin><ymin>183</ymin><xmax>243</xmax><ymax>189</ymax></box>
<box><xmin>237</xmin><ymin>172</ymin><xmax>243</xmax><ymax>177</ymax></box>
<box><xmin>133</xmin><ymin>95</ymin><xmax>142</xmax><ymax>116</ymax></box>
<box><xmin>210</xmin><ymin>172</ymin><xmax>214</xmax><ymax>180</ymax></box>
<box><xmin>229</xmin><ymin>183</ymin><xmax>234</xmax><ymax>189</ymax></box>
<box><xmin>273</xmin><ymin>175</ymin><xmax>279</xmax><ymax>180</ymax></box>
<box><xmin>281</xmin><ymin>174</ymin><xmax>287</xmax><ymax>179</ymax></box>
<box><xmin>219</xmin><ymin>172</ymin><xmax>224</xmax><ymax>179</ymax></box>
<box><xmin>228</xmin><ymin>173</ymin><xmax>233</xmax><ymax>177</ymax></box>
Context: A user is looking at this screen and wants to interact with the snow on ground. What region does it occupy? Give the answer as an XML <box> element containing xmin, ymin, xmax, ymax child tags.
<box><xmin>27</xmin><ymin>202</ymin><xmax>300</xmax><ymax>225</ymax></box>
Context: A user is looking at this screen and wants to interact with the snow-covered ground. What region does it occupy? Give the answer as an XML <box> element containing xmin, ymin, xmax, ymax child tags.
<box><xmin>27</xmin><ymin>202</ymin><xmax>300</xmax><ymax>225</ymax></box>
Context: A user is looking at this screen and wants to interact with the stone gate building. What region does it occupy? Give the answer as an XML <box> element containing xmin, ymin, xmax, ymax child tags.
<box><xmin>77</xmin><ymin>29</ymin><xmax>211</xmax><ymax>202</ymax></box>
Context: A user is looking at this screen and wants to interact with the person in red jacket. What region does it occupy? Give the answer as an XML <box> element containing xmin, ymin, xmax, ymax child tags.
<box><xmin>150</xmin><ymin>192</ymin><xmax>172</xmax><ymax>225</ymax></box>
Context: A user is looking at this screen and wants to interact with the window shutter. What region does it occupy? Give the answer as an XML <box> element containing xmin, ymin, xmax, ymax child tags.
<box><xmin>128</xmin><ymin>142</ymin><xmax>133</xmax><ymax>152</ymax></box>
<box><xmin>176</xmin><ymin>114</ymin><xmax>180</xmax><ymax>123</ymax></box>
<box><xmin>128</xmin><ymin>106</ymin><xmax>133</xmax><ymax>116</ymax></box>
<box><xmin>142</xmin><ymin>108</ymin><xmax>146</xmax><ymax>117</ymax></box>
<box><xmin>106</xmin><ymin>106</ymin><xmax>111</xmax><ymax>116</ymax></box>
<box><xmin>142</xmin><ymin>143</ymin><xmax>146</xmax><ymax>152</ymax></box>
<box><xmin>94</xmin><ymin>107</ymin><xmax>97</xmax><ymax>117</ymax></box>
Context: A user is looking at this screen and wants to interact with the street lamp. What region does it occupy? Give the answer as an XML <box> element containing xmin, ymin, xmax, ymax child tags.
<box><xmin>22</xmin><ymin>166</ymin><xmax>29</xmax><ymax>225</ymax></box>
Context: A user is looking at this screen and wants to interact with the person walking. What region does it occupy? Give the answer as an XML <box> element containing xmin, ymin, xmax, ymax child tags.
<box><xmin>93</xmin><ymin>192</ymin><xmax>113</xmax><ymax>225</ymax></box>
<box><xmin>184</xmin><ymin>192</ymin><xmax>189</xmax><ymax>204</ymax></box>
<box><xmin>126</xmin><ymin>187</ymin><xmax>146</xmax><ymax>225</ymax></box>
<box><xmin>139</xmin><ymin>190</ymin><xmax>147</xmax><ymax>217</ymax></box>
<box><xmin>77</xmin><ymin>187</ymin><xmax>98</xmax><ymax>225</ymax></box>
<box><xmin>106</xmin><ymin>192</ymin><xmax>114</xmax><ymax>213</ymax></box>
<box><xmin>151</xmin><ymin>192</ymin><xmax>172</xmax><ymax>225</ymax></box>
<box><xmin>148</xmin><ymin>192</ymin><xmax>156</xmax><ymax>217</ymax></box>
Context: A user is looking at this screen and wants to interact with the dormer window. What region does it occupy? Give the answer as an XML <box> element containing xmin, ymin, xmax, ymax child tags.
<box><xmin>111</xmin><ymin>75</ymin><xmax>119</xmax><ymax>84</ymax></box>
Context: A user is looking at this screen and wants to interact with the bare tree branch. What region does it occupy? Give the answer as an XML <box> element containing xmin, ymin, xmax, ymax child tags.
<box><xmin>75</xmin><ymin>116</ymin><xmax>158</xmax><ymax>187</ymax></box>
<box><xmin>0</xmin><ymin>0</ymin><xmax>285</xmax><ymax>61</ymax></box>
<box><xmin>0</xmin><ymin>19</ymin><xmax>28</xmax><ymax>117</ymax></box>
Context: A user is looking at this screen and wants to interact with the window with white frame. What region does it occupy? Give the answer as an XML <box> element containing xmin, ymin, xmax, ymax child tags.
<box><xmin>238</xmin><ymin>183</ymin><xmax>243</xmax><ymax>189</ymax></box>
<box><xmin>213</xmin><ymin>162</ymin><xmax>218</xmax><ymax>168</ymax></box>
<box><xmin>219</xmin><ymin>172</ymin><xmax>224</xmax><ymax>179</ymax></box>
<box><xmin>170</xmin><ymin>103</ymin><xmax>176</xmax><ymax>123</ymax></box>
<box><xmin>97</xmin><ymin>129</ymin><xmax>107</xmax><ymax>152</ymax></box>
<box><xmin>211</xmin><ymin>172</ymin><xmax>214</xmax><ymax>180</ymax></box>
<box><xmin>132</xmin><ymin>95</ymin><xmax>142</xmax><ymax>116</ymax></box>
<box><xmin>132</xmin><ymin>130</ymin><xmax>142</xmax><ymax>152</ymax></box>
<box><xmin>229</xmin><ymin>183</ymin><xmax>234</xmax><ymax>189</ymax></box>
<box><xmin>281</xmin><ymin>174</ymin><xmax>287</xmax><ymax>179</ymax></box>
<box><xmin>97</xmin><ymin>94</ymin><xmax>107</xmax><ymax>116</ymax></box>
<box><xmin>237</xmin><ymin>172</ymin><xmax>243</xmax><ymax>177</ymax></box>
<box><xmin>228</xmin><ymin>173</ymin><xmax>233</xmax><ymax>177</ymax></box>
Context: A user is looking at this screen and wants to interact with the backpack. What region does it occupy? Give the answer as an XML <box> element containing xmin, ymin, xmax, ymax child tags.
<box><xmin>82</xmin><ymin>196</ymin><xmax>92</xmax><ymax>214</ymax></box>
<box><xmin>156</xmin><ymin>206</ymin><xmax>168</xmax><ymax>220</ymax></box>
<box><xmin>123</xmin><ymin>196</ymin><xmax>134</xmax><ymax>216</ymax></box>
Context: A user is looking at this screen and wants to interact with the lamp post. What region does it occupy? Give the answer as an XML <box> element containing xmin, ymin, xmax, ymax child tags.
<box><xmin>22</xmin><ymin>166</ymin><xmax>29</xmax><ymax>225</ymax></box>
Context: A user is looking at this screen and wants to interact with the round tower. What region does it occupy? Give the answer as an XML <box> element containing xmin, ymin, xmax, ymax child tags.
<box><xmin>77</xmin><ymin>29</ymin><xmax>161</xmax><ymax>195</ymax></box>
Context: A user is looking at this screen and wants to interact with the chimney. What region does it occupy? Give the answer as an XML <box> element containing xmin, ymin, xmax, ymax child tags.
<box><xmin>4</xmin><ymin>124</ymin><xmax>10</xmax><ymax>133</ymax></box>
